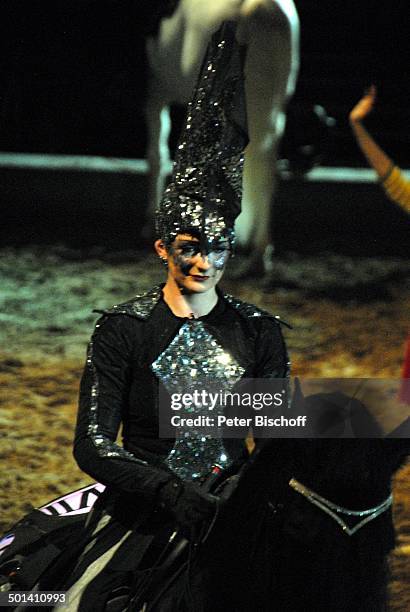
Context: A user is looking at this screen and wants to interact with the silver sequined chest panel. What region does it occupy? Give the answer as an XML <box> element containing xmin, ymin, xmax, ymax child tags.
<box><xmin>151</xmin><ymin>320</ymin><xmax>245</xmax><ymax>481</ymax></box>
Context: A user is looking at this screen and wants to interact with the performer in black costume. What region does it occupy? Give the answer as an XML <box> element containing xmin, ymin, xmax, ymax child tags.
<box><xmin>1</xmin><ymin>17</ymin><xmax>408</xmax><ymax>612</ymax></box>
<box><xmin>0</xmin><ymin>21</ymin><xmax>289</xmax><ymax>611</ymax></box>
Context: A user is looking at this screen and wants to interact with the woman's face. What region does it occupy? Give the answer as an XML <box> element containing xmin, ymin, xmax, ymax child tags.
<box><xmin>156</xmin><ymin>233</ymin><xmax>231</xmax><ymax>293</ymax></box>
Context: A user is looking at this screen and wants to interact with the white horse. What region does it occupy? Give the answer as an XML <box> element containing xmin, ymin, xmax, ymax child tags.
<box><xmin>145</xmin><ymin>0</ymin><xmax>300</xmax><ymax>273</ymax></box>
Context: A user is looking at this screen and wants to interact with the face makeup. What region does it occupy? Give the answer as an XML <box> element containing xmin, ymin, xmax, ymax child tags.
<box><xmin>166</xmin><ymin>234</ymin><xmax>230</xmax><ymax>293</ymax></box>
<box><xmin>170</xmin><ymin>238</ymin><xmax>230</xmax><ymax>270</ymax></box>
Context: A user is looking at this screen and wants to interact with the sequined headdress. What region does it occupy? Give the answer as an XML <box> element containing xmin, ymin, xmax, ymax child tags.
<box><xmin>155</xmin><ymin>22</ymin><xmax>248</xmax><ymax>246</ymax></box>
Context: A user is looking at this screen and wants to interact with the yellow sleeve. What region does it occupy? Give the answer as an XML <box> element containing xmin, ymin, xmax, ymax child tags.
<box><xmin>382</xmin><ymin>166</ymin><xmax>410</xmax><ymax>214</ymax></box>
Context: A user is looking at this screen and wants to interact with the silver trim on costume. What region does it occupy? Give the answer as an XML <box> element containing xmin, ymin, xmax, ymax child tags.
<box><xmin>89</xmin><ymin>286</ymin><xmax>288</xmax><ymax>469</ymax></box>
<box><xmin>224</xmin><ymin>293</ymin><xmax>292</xmax><ymax>329</ymax></box>
<box><xmin>85</xmin><ymin>321</ymin><xmax>147</xmax><ymax>466</ymax></box>
<box><xmin>100</xmin><ymin>286</ymin><xmax>289</xmax><ymax>326</ymax></box>
<box><xmin>98</xmin><ymin>285</ymin><xmax>163</xmax><ymax>319</ymax></box>
<box><xmin>289</xmin><ymin>477</ymin><xmax>393</xmax><ymax>536</ymax></box>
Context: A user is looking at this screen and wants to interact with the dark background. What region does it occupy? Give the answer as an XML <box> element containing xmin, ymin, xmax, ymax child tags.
<box><xmin>0</xmin><ymin>1</ymin><xmax>409</xmax><ymax>254</ymax></box>
<box><xmin>294</xmin><ymin>0</ymin><xmax>410</xmax><ymax>167</ymax></box>
<box><xmin>0</xmin><ymin>0</ymin><xmax>409</xmax><ymax>163</ymax></box>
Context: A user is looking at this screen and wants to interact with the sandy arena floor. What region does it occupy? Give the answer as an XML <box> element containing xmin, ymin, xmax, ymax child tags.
<box><xmin>0</xmin><ymin>247</ymin><xmax>409</xmax><ymax>609</ymax></box>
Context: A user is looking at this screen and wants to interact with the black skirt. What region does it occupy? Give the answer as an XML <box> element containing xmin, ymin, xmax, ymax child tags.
<box><xmin>0</xmin><ymin>484</ymin><xmax>208</xmax><ymax>612</ymax></box>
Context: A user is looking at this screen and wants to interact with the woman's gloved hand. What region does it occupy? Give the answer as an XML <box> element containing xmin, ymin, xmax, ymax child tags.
<box><xmin>158</xmin><ymin>479</ymin><xmax>219</xmax><ymax>530</ymax></box>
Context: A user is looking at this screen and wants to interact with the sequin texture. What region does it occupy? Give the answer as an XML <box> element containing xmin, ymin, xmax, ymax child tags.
<box><xmin>224</xmin><ymin>294</ymin><xmax>292</xmax><ymax>377</ymax></box>
<box><xmin>97</xmin><ymin>285</ymin><xmax>163</xmax><ymax>319</ymax></box>
<box><xmin>151</xmin><ymin>320</ymin><xmax>245</xmax><ymax>481</ymax></box>
<box><xmin>155</xmin><ymin>22</ymin><xmax>248</xmax><ymax>246</ymax></box>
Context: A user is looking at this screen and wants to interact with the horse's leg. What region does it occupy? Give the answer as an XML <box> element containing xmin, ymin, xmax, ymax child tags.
<box><xmin>144</xmin><ymin>91</ymin><xmax>172</xmax><ymax>232</ymax></box>
<box><xmin>144</xmin><ymin>8</ymin><xmax>184</xmax><ymax>236</ymax></box>
<box><xmin>235</xmin><ymin>1</ymin><xmax>299</xmax><ymax>275</ymax></box>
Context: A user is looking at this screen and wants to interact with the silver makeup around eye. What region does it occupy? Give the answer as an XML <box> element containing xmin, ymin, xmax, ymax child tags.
<box><xmin>208</xmin><ymin>248</ymin><xmax>230</xmax><ymax>270</ymax></box>
<box><xmin>172</xmin><ymin>239</ymin><xmax>230</xmax><ymax>268</ymax></box>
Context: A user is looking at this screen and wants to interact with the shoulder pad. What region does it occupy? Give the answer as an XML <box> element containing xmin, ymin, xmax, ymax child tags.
<box><xmin>94</xmin><ymin>285</ymin><xmax>163</xmax><ymax>320</ymax></box>
<box><xmin>223</xmin><ymin>293</ymin><xmax>292</xmax><ymax>328</ymax></box>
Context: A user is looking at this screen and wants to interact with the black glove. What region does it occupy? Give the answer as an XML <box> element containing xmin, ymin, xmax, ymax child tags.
<box><xmin>158</xmin><ymin>479</ymin><xmax>218</xmax><ymax>531</ymax></box>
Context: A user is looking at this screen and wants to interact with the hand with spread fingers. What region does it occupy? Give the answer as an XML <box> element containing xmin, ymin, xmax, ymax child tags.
<box><xmin>349</xmin><ymin>84</ymin><xmax>377</xmax><ymax>125</ymax></box>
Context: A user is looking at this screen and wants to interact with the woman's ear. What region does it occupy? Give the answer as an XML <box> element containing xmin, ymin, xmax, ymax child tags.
<box><xmin>154</xmin><ymin>239</ymin><xmax>168</xmax><ymax>261</ymax></box>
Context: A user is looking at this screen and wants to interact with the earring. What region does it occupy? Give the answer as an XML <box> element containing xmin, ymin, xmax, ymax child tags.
<box><xmin>160</xmin><ymin>257</ymin><xmax>168</xmax><ymax>266</ymax></box>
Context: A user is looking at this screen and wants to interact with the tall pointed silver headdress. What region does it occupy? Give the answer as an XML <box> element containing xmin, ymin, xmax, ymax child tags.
<box><xmin>155</xmin><ymin>22</ymin><xmax>248</xmax><ymax>246</ymax></box>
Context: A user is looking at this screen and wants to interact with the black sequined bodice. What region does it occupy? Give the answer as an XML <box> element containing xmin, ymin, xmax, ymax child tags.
<box><xmin>152</xmin><ymin>316</ymin><xmax>245</xmax><ymax>480</ymax></box>
<box><xmin>123</xmin><ymin>296</ymin><xmax>254</xmax><ymax>481</ymax></box>
<box><xmin>74</xmin><ymin>286</ymin><xmax>289</xmax><ymax>495</ymax></box>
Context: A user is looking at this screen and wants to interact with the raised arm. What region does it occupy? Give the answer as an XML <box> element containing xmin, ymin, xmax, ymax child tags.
<box><xmin>349</xmin><ymin>86</ymin><xmax>410</xmax><ymax>213</ymax></box>
<box><xmin>349</xmin><ymin>86</ymin><xmax>393</xmax><ymax>180</ymax></box>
